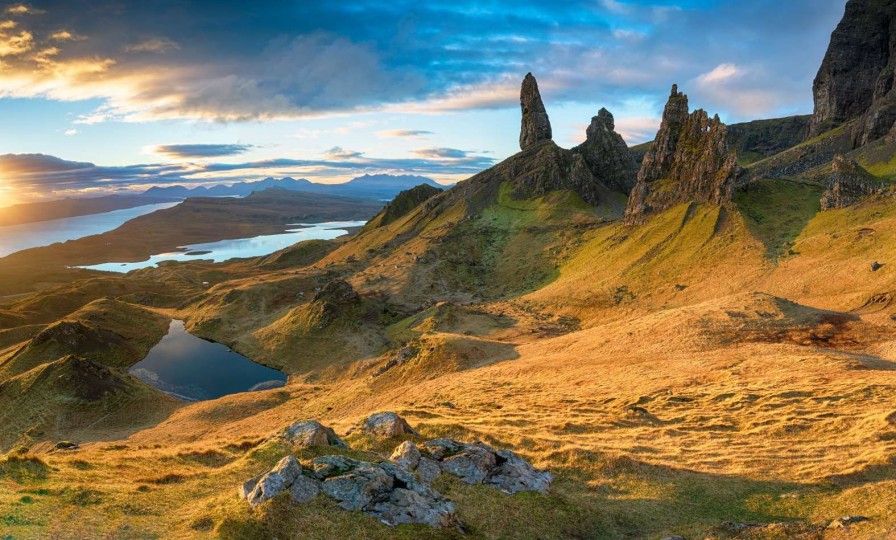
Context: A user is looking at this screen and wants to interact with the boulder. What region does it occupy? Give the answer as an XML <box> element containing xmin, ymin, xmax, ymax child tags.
<box><xmin>422</xmin><ymin>439</ymin><xmax>553</xmax><ymax>494</ymax></box>
<box><xmin>289</xmin><ymin>474</ymin><xmax>321</xmax><ymax>504</ymax></box>
<box><xmin>485</xmin><ymin>449</ymin><xmax>554</xmax><ymax>495</ymax></box>
<box><xmin>416</xmin><ymin>458</ymin><xmax>442</xmax><ymax>484</ymax></box>
<box><xmin>390</xmin><ymin>440</ymin><xmax>421</xmax><ymax>470</ymax></box>
<box><xmin>245</xmin><ymin>456</ymin><xmax>302</xmax><ymax>507</ymax></box>
<box><xmin>284</xmin><ymin>420</ymin><xmax>347</xmax><ymax>448</ymax></box>
<box><xmin>355</xmin><ymin>412</ymin><xmax>420</xmax><ymax>438</ymax></box>
<box><xmin>519</xmin><ymin>73</ymin><xmax>552</xmax><ymax>150</ymax></box>
<box><xmin>828</xmin><ymin>516</ymin><xmax>870</xmax><ymax>529</ymax></box>
<box><xmin>321</xmin><ymin>462</ymin><xmax>394</xmax><ymax>511</ymax></box>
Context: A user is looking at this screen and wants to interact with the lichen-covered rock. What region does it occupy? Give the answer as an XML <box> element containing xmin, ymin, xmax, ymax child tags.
<box><xmin>416</xmin><ymin>457</ymin><xmax>442</xmax><ymax>484</ymax></box>
<box><xmin>390</xmin><ymin>440</ymin><xmax>421</xmax><ymax>470</ymax></box>
<box><xmin>810</xmin><ymin>0</ymin><xmax>896</xmax><ymax>147</ymax></box>
<box><xmin>245</xmin><ymin>456</ymin><xmax>302</xmax><ymax>507</ymax></box>
<box><xmin>312</xmin><ymin>455</ymin><xmax>459</xmax><ymax>528</ymax></box>
<box><xmin>519</xmin><ymin>73</ymin><xmax>552</xmax><ymax>150</ymax></box>
<box><xmin>421</xmin><ymin>439</ymin><xmax>552</xmax><ymax>494</ymax></box>
<box><xmin>624</xmin><ymin>85</ymin><xmax>740</xmax><ymax>224</ymax></box>
<box><xmin>485</xmin><ymin>450</ymin><xmax>554</xmax><ymax>495</ymax></box>
<box><xmin>820</xmin><ymin>154</ymin><xmax>883</xmax><ymax>209</ymax></box>
<box><xmin>354</xmin><ymin>412</ymin><xmax>420</xmax><ymax>437</ymax></box>
<box><xmin>572</xmin><ymin>108</ymin><xmax>638</xmax><ymax>194</ymax></box>
<box><xmin>321</xmin><ymin>462</ymin><xmax>394</xmax><ymax>511</ymax></box>
<box><xmin>289</xmin><ymin>474</ymin><xmax>321</xmax><ymax>504</ymax></box>
<box><xmin>283</xmin><ymin>420</ymin><xmax>347</xmax><ymax>448</ymax></box>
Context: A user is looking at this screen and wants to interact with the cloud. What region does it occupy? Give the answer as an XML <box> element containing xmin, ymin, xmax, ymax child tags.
<box><xmin>49</xmin><ymin>30</ymin><xmax>84</xmax><ymax>41</ymax></box>
<box><xmin>64</xmin><ymin>128</ymin><xmax>78</xmax><ymax>135</ymax></box>
<box><xmin>411</xmin><ymin>147</ymin><xmax>469</xmax><ymax>159</ymax></box>
<box><xmin>322</xmin><ymin>147</ymin><xmax>364</xmax><ymax>160</ymax></box>
<box><xmin>697</xmin><ymin>63</ymin><xmax>741</xmax><ymax>84</ymax></box>
<box><xmin>152</xmin><ymin>143</ymin><xmax>255</xmax><ymax>160</ymax></box>
<box><xmin>0</xmin><ymin>148</ymin><xmax>496</xmax><ymax>200</ymax></box>
<box><xmin>0</xmin><ymin>0</ymin><xmax>846</xmax><ymax>126</ymax></box>
<box><xmin>376</xmin><ymin>129</ymin><xmax>434</xmax><ymax>138</ymax></box>
<box><xmin>0</xmin><ymin>153</ymin><xmax>92</xmax><ymax>173</ymax></box>
<box><xmin>5</xmin><ymin>4</ymin><xmax>41</xmax><ymax>15</ymax></box>
<box><xmin>125</xmin><ymin>38</ymin><xmax>179</xmax><ymax>54</ymax></box>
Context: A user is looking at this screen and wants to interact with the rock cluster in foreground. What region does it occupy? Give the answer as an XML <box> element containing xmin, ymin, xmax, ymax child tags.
<box><xmin>241</xmin><ymin>417</ymin><xmax>553</xmax><ymax>529</ymax></box>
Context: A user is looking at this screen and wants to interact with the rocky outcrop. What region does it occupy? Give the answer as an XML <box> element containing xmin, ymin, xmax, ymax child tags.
<box><xmin>810</xmin><ymin>0</ymin><xmax>896</xmax><ymax>147</ymax></box>
<box><xmin>572</xmin><ymin>108</ymin><xmax>638</xmax><ymax>194</ymax></box>
<box><xmin>726</xmin><ymin>115</ymin><xmax>812</xmax><ymax>164</ymax></box>
<box><xmin>238</xmin><ymin>437</ymin><xmax>552</xmax><ymax>528</ymax></box>
<box><xmin>283</xmin><ymin>420</ymin><xmax>347</xmax><ymax>448</ymax></box>
<box><xmin>374</xmin><ymin>184</ymin><xmax>443</xmax><ymax>227</ymax></box>
<box><xmin>820</xmin><ymin>154</ymin><xmax>883</xmax><ymax>210</ymax></box>
<box><xmin>624</xmin><ymin>85</ymin><xmax>740</xmax><ymax>224</ymax></box>
<box><xmin>351</xmin><ymin>412</ymin><xmax>420</xmax><ymax>438</ymax></box>
<box><xmin>519</xmin><ymin>73</ymin><xmax>552</xmax><ymax>150</ymax></box>
<box><xmin>421</xmin><ymin>438</ymin><xmax>553</xmax><ymax>494</ymax></box>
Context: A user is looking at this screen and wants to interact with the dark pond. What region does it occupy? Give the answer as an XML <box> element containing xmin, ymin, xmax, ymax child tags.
<box><xmin>130</xmin><ymin>320</ymin><xmax>286</xmax><ymax>401</ymax></box>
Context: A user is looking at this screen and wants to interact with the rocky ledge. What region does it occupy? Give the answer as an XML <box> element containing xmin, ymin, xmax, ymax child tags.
<box><xmin>241</xmin><ymin>417</ymin><xmax>553</xmax><ymax>529</ymax></box>
<box><xmin>820</xmin><ymin>154</ymin><xmax>885</xmax><ymax>210</ymax></box>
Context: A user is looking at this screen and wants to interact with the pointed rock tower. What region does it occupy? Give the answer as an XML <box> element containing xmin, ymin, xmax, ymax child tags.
<box><xmin>519</xmin><ymin>73</ymin><xmax>552</xmax><ymax>150</ymax></box>
<box><xmin>572</xmin><ymin>108</ymin><xmax>638</xmax><ymax>194</ymax></box>
<box><xmin>624</xmin><ymin>85</ymin><xmax>740</xmax><ymax>224</ymax></box>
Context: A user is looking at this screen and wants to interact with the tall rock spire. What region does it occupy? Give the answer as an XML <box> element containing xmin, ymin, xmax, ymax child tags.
<box><xmin>519</xmin><ymin>73</ymin><xmax>552</xmax><ymax>150</ymax></box>
<box><xmin>624</xmin><ymin>84</ymin><xmax>740</xmax><ymax>224</ymax></box>
<box><xmin>571</xmin><ymin>107</ymin><xmax>637</xmax><ymax>194</ymax></box>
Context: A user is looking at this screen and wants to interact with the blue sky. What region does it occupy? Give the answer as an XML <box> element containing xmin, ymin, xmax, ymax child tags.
<box><xmin>0</xmin><ymin>0</ymin><xmax>846</xmax><ymax>203</ymax></box>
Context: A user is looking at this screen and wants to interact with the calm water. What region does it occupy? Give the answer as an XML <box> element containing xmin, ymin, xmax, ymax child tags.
<box><xmin>0</xmin><ymin>202</ymin><xmax>179</xmax><ymax>258</ymax></box>
<box><xmin>81</xmin><ymin>220</ymin><xmax>366</xmax><ymax>273</ymax></box>
<box><xmin>130</xmin><ymin>320</ymin><xmax>286</xmax><ymax>401</ymax></box>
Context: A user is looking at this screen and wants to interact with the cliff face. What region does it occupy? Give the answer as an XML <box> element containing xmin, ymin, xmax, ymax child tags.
<box><xmin>810</xmin><ymin>0</ymin><xmax>896</xmax><ymax>147</ymax></box>
<box><xmin>572</xmin><ymin>108</ymin><xmax>638</xmax><ymax>194</ymax></box>
<box><xmin>820</xmin><ymin>154</ymin><xmax>883</xmax><ymax>210</ymax></box>
<box><xmin>624</xmin><ymin>85</ymin><xmax>740</xmax><ymax>224</ymax></box>
<box><xmin>519</xmin><ymin>73</ymin><xmax>552</xmax><ymax>150</ymax></box>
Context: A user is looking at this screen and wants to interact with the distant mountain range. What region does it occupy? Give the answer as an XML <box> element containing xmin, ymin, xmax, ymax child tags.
<box><xmin>140</xmin><ymin>174</ymin><xmax>442</xmax><ymax>201</ymax></box>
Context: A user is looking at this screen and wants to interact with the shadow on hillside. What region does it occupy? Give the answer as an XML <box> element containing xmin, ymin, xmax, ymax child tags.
<box><xmin>734</xmin><ymin>178</ymin><xmax>823</xmax><ymax>261</ymax></box>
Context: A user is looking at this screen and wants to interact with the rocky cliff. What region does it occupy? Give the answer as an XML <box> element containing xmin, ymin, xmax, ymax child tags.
<box><xmin>810</xmin><ymin>0</ymin><xmax>896</xmax><ymax>147</ymax></box>
<box><xmin>624</xmin><ymin>85</ymin><xmax>740</xmax><ymax>224</ymax></box>
<box><xmin>519</xmin><ymin>73</ymin><xmax>552</xmax><ymax>150</ymax></box>
<box><xmin>820</xmin><ymin>154</ymin><xmax>883</xmax><ymax>210</ymax></box>
<box><xmin>572</xmin><ymin>108</ymin><xmax>638</xmax><ymax>194</ymax></box>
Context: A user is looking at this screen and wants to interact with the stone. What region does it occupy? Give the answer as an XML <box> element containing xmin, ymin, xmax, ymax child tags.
<box><xmin>441</xmin><ymin>443</ymin><xmax>497</xmax><ymax>484</ymax></box>
<box><xmin>624</xmin><ymin>85</ymin><xmax>740</xmax><ymax>224</ymax></box>
<box><xmin>390</xmin><ymin>440</ymin><xmax>421</xmax><ymax>470</ymax></box>
<box><xmin>283</xmin><ymin>420</ymin><xmax>347</xmax><ymax>448</ymax></box>
<box><xmin>485</xmin><ymin>449</ymin><xmax>553</xmax><ymax>495</ymax></box>
<box><xmin>810</xmin><ymin>0</ymin><xmax>896</xmax><ymax>146</ymax></box>
<box><xmin>369</xmin><ymin>487</ymin><xmax>458</xmax><ymax>528</ymax></box>
<box><xmin>355</xmin><ymin>412</ymin><xmax>420</xmax><ymax>437</ymax></box>
<box><xmin>871</xmin><ymin>261</ymin><xmax>883</xmax><ymax>272</ymax></box>
<box><xmin>245</xmin><ymin>456</ymin><xmax>302</xmax><ymax>507</ymax></box>
<box><xmin>289</xmin><ymin>474</ymin><xmax>321</xmax><ymax>504</ymax></box>
<box><xmin>320</xmin><ymin>462</ymin><xmax>395</xmax><ymax>511</ymax></box>
<box><xmin>311</xmin><ymin>455</ymin><xmax>363</xmax><ymax>480</ymax></box>
<box><xmin>820</xmin><ymin>154</ymin><xmax>883</xmax><ymax>210</ymax></box>
<box><xmin>519</xmin><ymin>73</ymin><xmax>552</xmax><ymax>150</ymax></box>
<box><xmin>572</xmin><ymin>107</ymin><xmax>638</xmax><ymax>194</ymax></box>
<box><xmin>238</xmin><ymin>473</ymin><xmax>263</xmax><ymax>500</ymax></box>
<box><xmin>416</xmin><ymin>458</ymin><xmax>442</xmax><ymax>484</ymax></box>
<box><xmin>661</xmin><ymin>536</ymin><xmax>685</xmax><ymax>540</ymax></box>
<box><xmin>827</xmin><ymin>515</ymin><xmax>870</xmax><ymax>529</ymax></box>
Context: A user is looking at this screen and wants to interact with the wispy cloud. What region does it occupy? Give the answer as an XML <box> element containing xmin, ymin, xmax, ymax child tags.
<box><xmin>152</xmin><ymin>143</ymin><xmax>255</xmax><ymax>160</ymax></box>
<box><xmin>125</xmin><ymin>38</ymin><xmax>179</xmax><ymax>54</ymax></box>
<box><xmin>376</xmin><ymin>129</ymin><xmax>433</xmax><ymax>139</ymax></box>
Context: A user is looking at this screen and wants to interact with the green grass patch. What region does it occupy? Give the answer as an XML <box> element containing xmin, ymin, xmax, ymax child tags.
<box><xmin>734</xmin><ymin>178</ymin><xmax>823</xmax><ymax>260</ymax></box>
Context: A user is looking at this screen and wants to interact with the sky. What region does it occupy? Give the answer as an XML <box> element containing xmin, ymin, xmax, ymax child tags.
<box><xmin>0</xmin><ymin>0</ymin><xmax>847</xmax><ymax>204</ymax></box>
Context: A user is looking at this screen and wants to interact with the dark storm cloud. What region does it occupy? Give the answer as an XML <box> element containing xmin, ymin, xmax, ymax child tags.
<box><xmin>1</xmin><ymin>0</ymin><xmax>846</xmax><ymax>122</ymax></box>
